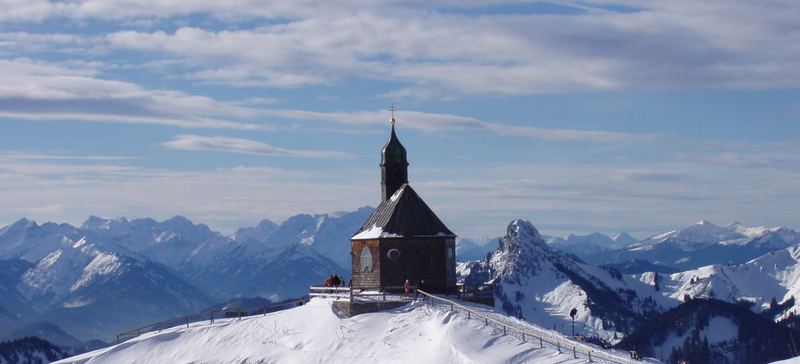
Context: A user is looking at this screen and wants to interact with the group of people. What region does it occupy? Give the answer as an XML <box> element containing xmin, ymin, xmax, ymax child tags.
<box><xmin>324</xmin><ymin>274</ymin><xmax>346</xmax><ymax>288</ymax></box>
<box><xmin>403</xmin><ymin>279</ymin><xmax>427</xmax><ymax>300</ymax></box>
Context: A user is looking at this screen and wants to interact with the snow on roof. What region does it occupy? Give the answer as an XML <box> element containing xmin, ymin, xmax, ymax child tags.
<box><xmin>55</xmin><ymin>298</ymin><xmax>620</xmax><ymax>364</ymax></box>
<box><xmin>352</xmin><ymin>184</ymin><xmax>455</xmax><ymax>240</ymax></box>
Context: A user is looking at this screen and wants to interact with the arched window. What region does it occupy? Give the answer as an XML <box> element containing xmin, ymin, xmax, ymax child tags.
<box><xmin>360</xmin><ymin>247</ymin><xmax>373</xmax><ymax>272</ymax></box>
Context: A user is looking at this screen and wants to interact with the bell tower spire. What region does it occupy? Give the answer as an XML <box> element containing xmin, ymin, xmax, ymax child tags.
<box><xmin>381</xmin><ymin>104</ymin><xmax>409</xmax><ymax>201</ymax></box>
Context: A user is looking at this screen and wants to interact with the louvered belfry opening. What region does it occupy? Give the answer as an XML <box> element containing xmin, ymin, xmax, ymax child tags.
<box><xmin>351</xmin><ymin>120</ymin><xmax>457</xmax><ymax>294</ymax></box>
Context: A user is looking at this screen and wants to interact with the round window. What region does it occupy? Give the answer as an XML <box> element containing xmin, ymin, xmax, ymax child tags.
<box><xmin>387</xmin><ymin>248</ymin><xmax>401</xmax><ymax>260</ymax></box>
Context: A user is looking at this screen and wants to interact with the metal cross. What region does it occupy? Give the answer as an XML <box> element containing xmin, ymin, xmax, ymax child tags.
<box><xmin>389</xmin><ymin>103</ymin><xmax>397</xmax><ymax>125</ymax></box>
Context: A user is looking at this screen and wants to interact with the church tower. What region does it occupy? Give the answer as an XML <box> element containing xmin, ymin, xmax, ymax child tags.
<box><xmin>350</xmin><ymin>112</ymin><xmax>457</xmax><ymax>294</ymax></box>
<box><xmin>380</xmin><ymin>121</ymin><xmax>409</xmax><ymax>202</ymax></box>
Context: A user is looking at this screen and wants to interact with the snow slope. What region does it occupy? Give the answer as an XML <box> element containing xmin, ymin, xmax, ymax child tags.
<box><xmin>55</xmin><ymin>298</ymin><xmax>627</xmax><ymax>364</ymax></box>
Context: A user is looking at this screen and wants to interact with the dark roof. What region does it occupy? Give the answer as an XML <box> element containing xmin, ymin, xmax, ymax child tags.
<box><xmin>352</xmin><ymin>184</ymin><xmax>455</xmax><ymax>240</ymax></box>
<box><xmin>381</xmin><ymin>125</ymin><xmax>408</xmax><ymax>167</ymax></box>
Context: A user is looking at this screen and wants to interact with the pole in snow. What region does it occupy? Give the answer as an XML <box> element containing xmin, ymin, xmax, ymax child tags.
<box><xmin>569</xmin><ymin>308</ymin><xmax>577</xmax><ymax>338</ymax></box>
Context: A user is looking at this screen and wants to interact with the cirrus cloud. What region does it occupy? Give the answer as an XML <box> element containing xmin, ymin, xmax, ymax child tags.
<box><xmin>162</xmin><ymin>134</ymin><xmax>353</xmax><ymax>159</ymax></box>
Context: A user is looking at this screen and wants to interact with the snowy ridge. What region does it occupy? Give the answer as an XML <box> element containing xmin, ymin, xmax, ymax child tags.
<box><xmin>548</xmin><ymin>231</ymin><xmax>635</xmax><ymax>257</ymax></box>
<box><xmin>464</xmin><ymin>219</ymin><xmax>667</xmax><ymax>341</ymax></box>
<box><xmin>55</xmin><ymin>298</ymin><xmax>635</xmax><ymax>364</ymax></box>
<box><xmin>630</xmin><ymin>220</ymin><xmax>797</xmax><ymax>251</ymax></box>
<box><xmin>583</xmin><ymin>219</ymin><xmax>800</xmax><ymax>271</ymax></box>
<box><xmin>640</xmin><ymin>244</ymin><xmax>800</xmax><ymax>318</ymax></box>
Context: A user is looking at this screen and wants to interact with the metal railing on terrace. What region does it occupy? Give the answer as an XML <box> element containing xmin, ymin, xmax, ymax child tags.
<box><xmin>416</xmin><ymin>289</ymin><xmax>636</xmax><ymax>364</ymax></box>
<box><xmin>116</xmin><ymin>299</ymin><xmax>305</xmax><ymax>342</ymax></box>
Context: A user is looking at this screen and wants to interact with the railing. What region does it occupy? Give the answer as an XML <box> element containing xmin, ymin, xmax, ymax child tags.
<box><xmin>417</xmin><ymin>289</ymin><xmax>633</xmax><ymax>363</ymax></box>
<box><xmin>116</xmin><ymin>299</ymin><xmax>305</xmax><ymax>342</ymax></box>
<box><xmin>308</xmin><ymin>285</ymin><xmax>419</xmax><ymax>302</ymax></box>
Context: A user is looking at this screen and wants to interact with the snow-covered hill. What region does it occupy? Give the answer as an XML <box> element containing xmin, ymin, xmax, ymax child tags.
<box><xmin>55</xmin><ymin>298</ymin><xmax>628</xmax><ymax>364</ymax></box>
<box><xmin>584</xmin><ymin>220</ymin><xmax>800</xmax><ymax>270</ymax></box>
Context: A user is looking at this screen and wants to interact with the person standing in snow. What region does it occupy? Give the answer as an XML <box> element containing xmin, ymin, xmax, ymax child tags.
<box><xmin>332</xmin><ymin>274</ymin><xmax>341</xmax><ymax>288</ymax></box>
<box><xmin>416</xmin><ymin>280</ymin><xmax>426</xmax><ymax>300</ymax></box>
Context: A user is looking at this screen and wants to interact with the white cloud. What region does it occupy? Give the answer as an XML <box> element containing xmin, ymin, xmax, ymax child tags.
<box><xmin>162</xmin><ymin>134</ymin><xmax>353</xmax><ymax>158</ymax></box>
<box><xmin>0</xmin><ymin>58</ymin><xmax>266</xmax><ymax>130</ymax></box>
<box><xmin>88</xmin><ymin>1</ymin><xmax>800</xmax><ymax>96</ymax></box>
<box><xmin>266</xmin><ymin>109</ymin><xmax>654</xmax><ymax>143</ymax></box>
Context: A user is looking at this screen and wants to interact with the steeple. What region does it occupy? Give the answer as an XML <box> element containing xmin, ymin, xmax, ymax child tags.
<box><xmin>381</xmin><ymin>115</ymin><xmax>409</xmax><ymax>202</ymax></box>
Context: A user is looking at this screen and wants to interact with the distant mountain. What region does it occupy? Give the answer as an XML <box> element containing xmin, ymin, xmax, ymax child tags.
<box><xmin>0</xmin><ymin>219</ymin><xmax>81</xmax><ymax>263</ymax></box>
<box><xmin>0</xmin><ymin>321</ymin><xmax>82</xmax><ymax>348</ymax></box>
<box><xmin>547</xmin><ymin>232</ymin><xmax>636</xmax><ymax>258</ymax></box>
<box><xmin>0</xmin><ymin>259</ymin><xmax>35</xmax><ymax>318</ymax></box>
<box><xmin>12</xmin><ymin>236</ymin><xmax>212</xmax><ymax>340</ymax></box>
<box><xmin>583</xmin><ymin>220</ymin><xmax>800</xmax><ymax>270</ymax></box>
<box><xmin>0</xmin><ymin>305</ymin><xmax>21</xmax><ymax>330</ymax></box>
<box><xmin>456</xmin><ymin>237</ymin><xmax>498</xmax><ymax>261</ymax></box>
<box><xmin>189</xmin><ymin>207</ymin><xmax>372</xmax><ymax>300</ymax></box>
<box><xmin>0</xmin><ymin>336</ymin><xmax>68</xmax><ymax>364</ymax></box>
<box><xmin>618</xmin><ymin>299</ymin><xmax>799</xmax><ymax>363</ymax></box>
<box><xmin>462</xmin><ymin>219</ymin><xmax>668</xmax><ymax>339</ymax></box>
<box><xmin>233</xmin><ymin>219</ymin><xmax>279</xmax><ymax>245</ymax></box>
<box><xmin>635</xmin><ymin>244</ymin><xmax>800</xmax><ymax>319</ymax></box>
<box><xmin>600</xmin><ymin>259</ymin><xmax>679</xmax><ymax>274</ymax></box>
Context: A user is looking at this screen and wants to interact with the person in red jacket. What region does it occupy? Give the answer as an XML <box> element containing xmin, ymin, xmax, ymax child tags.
<box><xmin>403</xmin><ymin>279</ymin><xmax>413</xmax><ymax>299</ymax></box>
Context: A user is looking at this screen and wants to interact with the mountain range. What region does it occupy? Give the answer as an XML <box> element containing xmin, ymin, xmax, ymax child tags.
<box><xmin>0</xmin><ymin>208</ymin><xmax>372</xmax><ymax>344</ymax></box>
<box><xmin>461</xmin><ymin>219</ymin><xmax>800</xmax><ymax>362</ymax></box>
<box><xmin>581</xmin><ymin>220</ymin><xmax>800</xmax><ymax>271</ymax></box>
<box><xmin>2</xmin><ymin>210</ymin><xmax>799</xmax><ymax>363</ymax></box>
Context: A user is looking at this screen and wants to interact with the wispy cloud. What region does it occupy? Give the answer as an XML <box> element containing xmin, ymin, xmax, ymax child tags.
<box><xmin>83</xmin><ymin>1</ymin><xmax>800</xmax><ymax>96</ymax></box>
<box><xmin>0</xmin><ymin>151</ymin><xmax>137</xmax><ymax>161</ymax></box>
<box><xmin>162</xmin><ymin>134</ymin><xmax>353</xmax><ymax>158</ymax></box>
<box><xmin>0</xmin><ymin>58</ymin><xmax>266</xmax><ymax>130</ymax></box>
<box><xmin>267</xmin><ymin>109</ymin><xmax>654</xmax><ymax>143</ymax></box>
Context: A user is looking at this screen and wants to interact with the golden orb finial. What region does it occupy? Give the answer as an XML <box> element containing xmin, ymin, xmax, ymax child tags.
<box><xmin>389</xmin><ymin>103</ymin><xmax>397</xmax><ymax>125</ymax></box>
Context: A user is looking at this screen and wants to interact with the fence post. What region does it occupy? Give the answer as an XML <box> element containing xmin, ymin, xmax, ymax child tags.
<box><xmin>521</xmin><ymin>332</ymin><xmax>525</xmax><ymax>342</ymax></box>
<box><xmin>588</xmin><ymin>350</ymin><xmax>592</xmax><ymax>362</ymax></box>
<box><xmin>485</xmin><ymin>318</ymin><xmax>488</xmax><ymax>326</ymax></box>
<box><xmin>539</xmin><ymin>337</ymin><xmax>543</xmax><ymax>348</ymax></box>
<box><xmin>573</xmin><ymin>346</ymin><xmax>576</xmax><ymax>359</ymax></box>
<box><xmin>383</xmin><ymin>289</ymin><xmax>386</xmax><ymax>301</ymax></box>
<box><xmin>467</xmin><ymin>311</ymin><xmax>470</xmax><ymax>319</ymax></box>
<box><xmin>137</xmin><ymin>329</ymin><xmax>141</xmax><ymax>336</ymax></box>
<box><xmin>557</xmin><ymin>342</ymin><xmax>561</xmax><ymax>353</ymax></box>
<box><xmin>503</xmin><ymin>325</ymin><xmax>506</xmax><ymax>336</ymax></box>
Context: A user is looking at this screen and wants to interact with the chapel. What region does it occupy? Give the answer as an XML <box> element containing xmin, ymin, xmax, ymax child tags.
<box><xmin>350</xmin><ymin>114</ymin><xmax>457</xmax><ymax>294</ymax></box>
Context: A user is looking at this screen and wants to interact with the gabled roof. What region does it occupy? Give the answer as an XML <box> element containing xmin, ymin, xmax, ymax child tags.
<box><xmin>352</xmin><ymin>184</ymin><xmax>455</xmax><ymax>240</ymax></box>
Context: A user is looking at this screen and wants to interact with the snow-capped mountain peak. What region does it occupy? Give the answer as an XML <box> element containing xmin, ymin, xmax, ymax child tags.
<box><xmin>500</xmin><ymin>219</ymin><xmax>545</xmax><ymax>252</ymax></box>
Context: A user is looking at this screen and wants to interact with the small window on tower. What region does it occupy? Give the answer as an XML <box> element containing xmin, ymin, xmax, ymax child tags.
<box><xmin>360</xmin><ymin>247</ymin><xmax>373</xmax><ymax>272</ymax></box>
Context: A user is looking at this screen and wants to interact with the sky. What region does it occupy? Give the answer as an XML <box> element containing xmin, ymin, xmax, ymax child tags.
<box><xmin>1</xmin><ymin>0</ymin><xmax>799</xmax><ymax>239</ymax></box>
